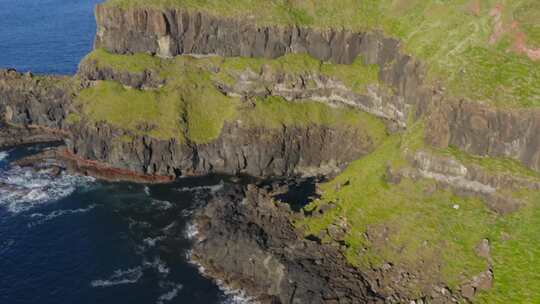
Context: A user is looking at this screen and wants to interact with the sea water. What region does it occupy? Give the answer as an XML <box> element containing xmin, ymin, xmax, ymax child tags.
<box><xmin>0</xmin><ymin>1</ymin><xmax>250</xmax><ymax>303</ymax></box>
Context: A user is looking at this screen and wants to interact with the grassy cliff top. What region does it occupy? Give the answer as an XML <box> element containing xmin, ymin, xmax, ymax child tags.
<box><xmin>103</xmin><ymin>0</ymin><xmax>540</xmax><ymax>107</ymax></box>
<box><xmin>77</xmin><ymin>50</ymin><xmax>387</xmax><ymax>144</ymax></box>
<box><xmin>299</xmin><ymin>122</ymin><xmax>540</xmax><ymax>302</ymax></box>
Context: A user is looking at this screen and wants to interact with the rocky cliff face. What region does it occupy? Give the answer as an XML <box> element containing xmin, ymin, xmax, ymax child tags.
<box><xmin>426</xmin><ymin>99</ymin><xmax>540</xmax><ymax>173</ymax></box>
<box><xmin>216</xmin><ymin>67</ymin><xmax>408</xmax><ymax>129</ymax></box>
<box><xmin>0</xmin><ymin>68</ymin><xmax>375</xmax><ymax>179</ymax></box>
<box><xmin>0</xmin><ymin>70</ymin><xmax>73</xmax><ymax>129</ymax></box>
<box><xmin>192</xmin><ymin>185</ymin><xmax>384</xmax><ymax>304</ymax></box>
<box><xmin>68</xmin><ymin>120</ymin><xmax>371</xmax><ymax>178</ymax></box>
<box><xmin>1</xmin><ymin>3</ymin><xmax>539</xmax><ymax>304</ymax></box>
<box><xmin>94</xmin><ymin>5</ymin><xmax>428</xmax><ymax>125</ymax></box>
<box><xmin>94</xmin><ymin>4</ymin><xmax>540</xmax><ymax>174</ymax></box>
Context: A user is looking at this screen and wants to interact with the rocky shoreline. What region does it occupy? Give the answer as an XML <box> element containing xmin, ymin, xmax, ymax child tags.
<box><xmin>1</xmin><ymin>2</ymin><xmax>540</xmax><ymax>303</ymax></box>
<box><xmin>191</xmin><ymin>184</ymin><xmax>385</xmax><ymax>304</ymax></box>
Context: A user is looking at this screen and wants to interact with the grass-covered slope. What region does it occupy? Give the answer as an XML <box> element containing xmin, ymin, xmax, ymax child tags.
<box><xmin>299</xmin><ymin>122</ymin><xmax>540</xmax><ymax>302</ymax></box>
<box><xmin>104</xmin><ymin>0</ymin><xmax>540</xmax><ymax>107</ymax></box>
<box><xmin>87</xmin><ymin>2</ymin><xmax>540</xmax><ymax>300</ymax></box>
<box><xmin>77</xmin><ymin>49</ymin><xmax>386</xmax><ymax>144</ymax></box>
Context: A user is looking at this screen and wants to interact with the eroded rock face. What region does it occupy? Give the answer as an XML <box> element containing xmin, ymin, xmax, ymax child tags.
<box><xmin>218</xmin><ymin>68</ymin><xmax>409</xmax><ymax>128</ymax></box>
<box><xmin>78</xmin><ymin>58</ymin><xmax>165</xmax><ymax>89</ymax></box>
<box><xmin>94</xmin><ymin>5</ymin><xmax>429</xmax><ymax>124</ymax></box>
<box><xmin>426</xmin><ymin>99</ymin><xmax>540</xmax><ymax>173</ymax></box>
<box><xmin>95</xmin><ymin>5</ymin><xmax>396</xmax><ymax>65</ymax></box>
<box><xmin>192</xmin><ymin>185</ymin><xmax>384</xmax><ymax>304</ymax></box>
<box><xmin>94</xmin><ymin>5</ymin><xmax>540</xmax><ymax>174</ymax></box>
<box><xmin>68</xmin><ymin>120</ymin><xmax>373</xmax><ymax>178</ymax></box>
<box><xmin>388</xmin><ymin>150</ymin><xmax>540</xmax><ymax>214</ymax></box>
<box><xmin>0</xmin><ymin>69</ymin><xmax>375</xmax><ymax>179</ymax></box>
<box><xmin>0</xmin><ymin>69</ymin><xmax>73</xmax><ymax>129</ymax></box>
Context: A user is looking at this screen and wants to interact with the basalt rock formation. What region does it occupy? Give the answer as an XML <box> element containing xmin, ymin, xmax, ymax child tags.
<box><xmin>0</xmin><ymin>68</ymin><xmax>374</xmax><ymax>179</ymax></box>
<box><xmin>94</xmin><ymin>4</ymin><xmax>540</xmax><ymax>174</ymax></box>
<box><xmin>192</xmin><ymin>185</ymin><xmax>385</xmax><ymax>304</ymax></box>
<box><xmin>1</xmin><ymin>2</ymin><xmax>540</xmax><ymax>303</ymax></box>
<box><xmin>68</xmin><ymin>120</ymin><xmax>371</xmax><ymax>178</ymax></box>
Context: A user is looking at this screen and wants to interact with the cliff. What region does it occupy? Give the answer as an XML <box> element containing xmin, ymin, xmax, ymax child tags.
<box><xmin>93</xmin><ymin>3</ymin><xmax>540</xmax><ymax>174</ymax></box>
<box><xmin>1</xmin><ymin>1</ymin><xmax>540</xmax><ymax>303</ymax></box>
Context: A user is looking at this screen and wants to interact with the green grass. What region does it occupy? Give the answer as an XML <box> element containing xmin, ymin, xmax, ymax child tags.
<box><xmin>440</xmin><ymin>146</ymin><xmax>540</xmax><ymax>180</ymax></box>
<box><xmin>214</xmin><ymin>52</ymin><xmax>380</xmax><ymax>94</ymax></box>
<box><xmin>77</xmin><ymin>74</ymin><xmax>239</xmax><ymax>143</ymax></box>
<box><xmin>173</xmin><ymin>71</ymin><xmax>239</xmax><ymax>143</ymax></box>
<box><xmin>300</xmin><ymin>132</ymin><xmax>492</xmax><ymax>291</ymax></box>
<box><xmin>103</xmin><ymin>0</ymin><xmax>540</xmax><ymax>107</ymax></box>
<box><xmin>241</xmin><ymin>96</ymin><xmax>388</xmax><ymax>144</ymax></box>
<box><xmin>475</xmin><ymin>191</ymin><xmax>540</xmax><ymax>303</ymax></box>
<box><xmin>298</xmin><ymin>123</ymin><xmax>540</xmax><ymax>301</ymax></box>
<box><xmin>84</xmin><ymin>48</ymin><xmax>163</xmax><ymax>74</ymax></box>
<box><xmin>65</xmin><ymin>113</ymin><xmax>82</xmax><ymax>125</ymax></box>
<box><xmin>321</xmin><ymin>58</ymin><xmax>381</xmax><ymax>95</ymax></box>
<box><xmin>85</xmin><ymin>49</ymin><xmax>380</xmax><ymax>95</ymax></box>
<box><xmin>78</xmin><ymin>50</ymin><xmax>386</xmax><ymax>144</ymax></box>
<box><xmin>78</xmin><ymin>81</ymin><xmax>185</xmax><ymax>140</ymax></box>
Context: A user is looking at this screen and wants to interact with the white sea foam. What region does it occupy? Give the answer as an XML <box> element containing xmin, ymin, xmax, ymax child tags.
<box><xmin>180</xmin><ymin>194</ymin><xmax>208</xmax><ymax>217</ymax></box>
<box><xmin>0</xmin><ymin>151</ymin><xmax>9</xmax><ymax>162</ymax></box>
<box><xmin>143</xmin><ymin>236</ymin><xmax>165</xmax><ymax>248</ymax></box>
<box><xmin>161</xmin><ymin>221</ymin><xmax>177</xmax><ymax>233</ymax></box>
<box><xmin>187</xmin><ymin>251</ymin><xmax>257</xmax><ymax>304</ymax></box>
<box><xmin>151</xmin><ymin>199</ymin><xmax>173</xmax><ymax>210</ymax></box>
<box><xmin>184</xmin><ymin>222</ymin><xmax>199</xmax><ymax>240</ymax></box>
<box><xmin>127</xmin><ymin>217</ymin><xmax>151</xmax><ymax>229</ymax></box>
<box><xmin>175</xmin><ymin>181</ymin><xmax>224</xmax><ymax>194</ymax></box>
<box><xmin>157</xmin><ymin>282</ymin><xmax>183</xmax><ymax>304</ymax></box>
<box><xmin>91</xmin><ymin>267</ymin><xmax>144</xmax><ymax>287</ymax></box>
<box><xmin>27</xmin><ymin>204</ymin><xmax>97</xmax><ymax>227</ymax></box>
<box><xmin>0</xmin><ymin>165</ymin><xmax>94</xmax><ymax>214</ymax></box>
<box><xmin>92</xmin><ymin>255</ymin><xmax>174</xmax><ymax>289</ymax></box>
<box><xmin>144</xmin><ymin>256</ymin><xmax>170</xmax><ymax>275</ymax></box>
<box><xmin>219</xmin><ymin>281</ymin><xmax>257</xmax><ymax>304</ymax></box>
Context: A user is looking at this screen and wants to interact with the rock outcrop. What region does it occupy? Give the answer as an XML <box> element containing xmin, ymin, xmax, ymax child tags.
<box><xmin>0</xmin><ymin>3</ymin><xmax>539</xmax><ymax>304</ymax></box>
<box><xmin>94</xmin><ymin>5</ymin><xmax>428</xmax><ymax>126</ymax></box>
<box><xmin>0</xmin><ymin>68</ymin><xmax>375</xmax><ymax>179</ymax></box>
<box><xmin>388</xmin><ymin>150</ymin><xmax>540</xmax><ymax>214</ymax></box>
<box><xmin>216</xmin><ymin>68</ymin><xmax>408</xmax><ymax>129</ymax></box>
<box><xmin>426</xmin><ymin>99</ymin><xmax>540</xmax><ymax>173</ymax></box>
<box><xmin>94</xmin><ymin>4</ymin><xmax>540</xmax><ymax>174</ymax></box>
<box><xmin>78</xmin><ymin>58</ymin><xmax>165</xmax><ymax>89</ymax></box>
<box><xmin>0</xmin><ymin>69</ymin><xmax>74</xmax><ymax>129</ymax></box>
<box><xmin>68</xmin><ymin>120</ymin><xmax>372</xmax><ymax>178</ymax></box>
<box><xmin>192</xmin><ymin>184</ymin><xmax>384</xmax><ymax>304</ymax></box>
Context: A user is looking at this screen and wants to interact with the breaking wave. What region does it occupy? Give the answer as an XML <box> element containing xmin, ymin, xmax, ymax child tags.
<box><xmin>175</xmin><ymin>181</ymin><xmax>224</xmax><ymax>194</ymax></box>
<box><xmin>151</xmin><ymin>199</ymin><xmax>173</xmax><ymax>210</ymax></box>
<box><xmin>27</xmin><ymin>204</ymin><xmax>98</xmax><ymax>227</ymax></box>
<box><xmin>143</xmin><ymin>257</ymin><xmax>170</xmax><ymax>275</ymax></box>
<box><xmin>0</xmin><ymin>165</ymin><xmax>94</xmax><ymax>214</ymax></box>
<box><xmin>157</xmin><ymin>282</ymin><xmax>183</xmax><ymax>304</ymax></box>
<box><xmin>184</xmin><ymin>222</ymin><xmax>199</xmax><ymax>240</ymax></box>
<box><xmin>219</xmin><ymin>282</ymin><xmax>257</xmax><ymax>304</ymax></box>
<box><xmin>142</xmin><ymin>236</ymin><xmax>165</xmax><ymax>248</ymax></box>
<box><xmin>0</xmin><ymin>151</ymin><xmax>9</xmax><ymax>162</ymax></box>
<box><xmin>186</xmin><ymin>251</ymin><xmax>257</xmax><ymax>304</ymax></box>
<box><xmin>91</xmin><ymin>267</ymin><xmax>144</xmax><ymax>287</ymax></box>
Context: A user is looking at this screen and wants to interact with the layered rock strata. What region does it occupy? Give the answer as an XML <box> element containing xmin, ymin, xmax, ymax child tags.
<box><xmin>0</xmin><ymin>68</ymin><xmax>375</xmax><ymax>179</ymax></box>
<box><xmin>94</xmin><ymin>5</ymin><xmax>540</xmax><ymax>174</ymax></box>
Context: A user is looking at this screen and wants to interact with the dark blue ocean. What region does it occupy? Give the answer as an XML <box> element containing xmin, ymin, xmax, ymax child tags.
<box><xmin>0</xmin><ymin>1</ymin><xmax>247</xmax><ymax>303</ymax></box>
